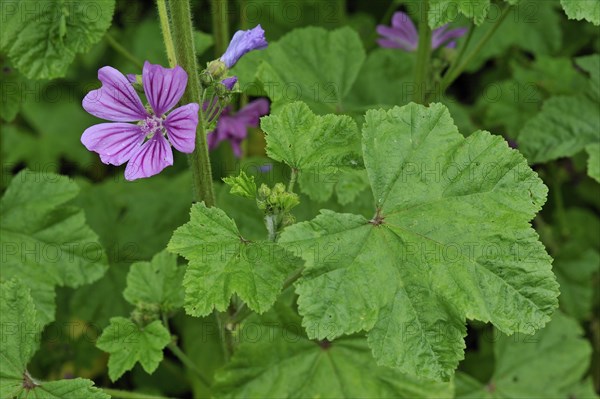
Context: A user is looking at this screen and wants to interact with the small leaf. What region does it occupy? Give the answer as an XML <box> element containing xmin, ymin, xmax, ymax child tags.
<box><xmin>429</xmin><ymin>0</ymin><xmax>491</xmax><ymax>28</ymax></box>
<box><xmin>223</xmin><ymin>171</ymin><xmax>257</xmax><ymax>199</ymax></box>
<box><xmin>586</xmin><ymin>142</ymin><xmax>600</xmax><ymax>182</ymax></box>
<box><xmin>560</xmin><ymin>0</ymin><xmax>600</xmax><ymax>25</ymax></box>
<box><xmin>124</xmin><ymin>250</ymin><xmax>185</xmax><ymax>312</ymax></box>
<box><xmin>168</xmin><ymin>203</ymin><xmax>298</xmax><ymax>317</ymax></box>
<box><xmin>96</xmin><ymin>317</ymin><xmax>171</xmax><ymax>381</ymax></box>
<box><xmin>262</xmin><ymin>101</ymin><xmax>363</xmax><ymax>202</ymax></box>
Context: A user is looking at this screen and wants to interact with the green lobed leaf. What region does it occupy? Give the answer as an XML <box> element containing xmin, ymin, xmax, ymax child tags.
<box><xmin>560</xmin><ymin>0</ymin><xmax>600</xmax><ymax>25</ymax></box>
<box><xmin>96</xmin><ymin>317</ymin><xmax>171</xmax><ymax>382</ymax></box>
<box><xmin>587</xmin><ymin>142</ymin><xmax>600</xmax><ymax>182</ymax></box>
<box><xmin>261</xmin><ymin>101</ymin><xmax>364</xmax><ymax>202</ymax></box>
<box><xmin>0</xmin><ymin>0</ymin><xmax>116</xmax><ymax>79</ymax></box>
<box><xmin>554</xmin><ymin>249</ymin><xmax>600</xmax><ymax>320</ymax></box>
<box><xmin>213</xmin><ymin>295</ymin><xmax>454</xmax><ymax>399</ymax></box>
<box><xmin>0</xmin><ymin>170</ymin><xmax>108</xmax><ymax>325</ymax></box>
<box><xmin>279</xmin><ymin>102</ymin><xmax>558</xmax><ymax>381</ymax></box>
<box><xmin>0</xmin><ymin>280</ymin><xmax>107</xmax><ymax>399</ymax></box>
<box><xmin>0</xmin><ymin>279</ymin><xmax>40</xmax><ymax>396</ymax></box>
<box><xmin>429</xmin><ymin>0</ymin><xmax>491</xmax><ymax>28</ymax></box>
<box><xmin>245</xmin><ymin>27</ymin><xmax>366</xmax><ymax>114</ymax></box>
<box><xmin>455</xmin><ymin>312</ymin><xmax>593</xmax><ymax>398</ymax></box>
<box><xmin>123</xmin><ymin>250</ymin><xmax>185</xmax><ymax>312</ymax></box>
<box><xmin>223</xmin><ymin>171</ymin><xmax>258</xmax><ymax>200</ymax></box>
<box><xmin>168</xmin><ymin>203</ymin><xmax>299</xmax><ymax>317</ymax></box>
<box><xmin>519</xmin><ymin>95</ymin><xmax>600</xmax><ymax>163</ymax></box>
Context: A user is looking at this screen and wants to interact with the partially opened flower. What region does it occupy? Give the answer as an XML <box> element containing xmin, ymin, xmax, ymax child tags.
<box><xmin>221</xmin><ymin>76</ymin><xmax>238</xmax><ymax>90</ymax></box>
<box><xmin>207</xmin><ymin>98</ymin><xmax>270</xmax><ymax>157</ymax></box>
<box><xmin>82</xmin><ymin>61</ymin><xmax>199</xmax><ymax>181</ymax></box>
<box><xmin>220</xmin><ymin>25</ymin><xmax>268</xmax><ymax>68</ymax></box>
<box><xmin>377</xmin><ymin>12</ymin><xmax>467</xmax><ymax>51</ymax></box>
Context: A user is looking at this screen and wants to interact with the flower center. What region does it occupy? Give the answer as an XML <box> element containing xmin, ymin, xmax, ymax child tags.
<box><xmin>139</xmin><ymin>115</ymin><xmax>164</xmax><ymax>139</ymax></box>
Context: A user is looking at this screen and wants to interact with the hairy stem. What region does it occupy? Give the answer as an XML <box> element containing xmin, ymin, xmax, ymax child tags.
<box><xmin>211</xmin><ymin>0</ymin><xmax>230</xmax><ymax>56</ymax></box>
<box><xmin>287</xmin><ymin>167</ymin><xmax>298</xmax><ymax>193</ymax></box>
<box><xmin>440</xmin><ymin>5</ymin><xmax>511</xmax><ymax>93</ymax></box>
<box><xmin>413</xmin><ymin>0</ymin><xmax>432</xmax><ymax>104</ymax></box>
<box><xmin>156</xmin><ymin>0</ymin><xmax>177</xmax><ymax>66</ymax></box>
<box><xmin>167</xmin><ymin>0</ymin><xmax>216</xmax><ymax>206</ymax></box>
<box><xmin>105</xmin><ymin>32</ymin><xmax>143</xmax><ymax>69</ymax></box>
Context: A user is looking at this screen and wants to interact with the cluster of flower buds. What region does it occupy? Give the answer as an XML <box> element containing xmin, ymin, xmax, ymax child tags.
<box><xmin>131</xmin><ymin>302</ymin><xmax>161</xmax><ymax>326</ymax></box>
<box><xmin>257</xmin><ymin>182</ymin><xmax>299</xmax><ymax>230</ymax></box>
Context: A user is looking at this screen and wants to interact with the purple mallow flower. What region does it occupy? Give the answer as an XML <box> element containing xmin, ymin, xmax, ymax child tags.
<box><xmin>220</xmin><ymin>25</ymin><xmax>268</xmax><ymax>68</ymax></box>
<box><xmin>82</xmin><ymin>61</ymin><xmax>199</xmax><ymax>181</ymax></box>
<box><xmin>221</xmin><ymin>76</ymin><xmax>238</xmax><ymax>90</ymax></box>
<box><xmin>377</xmin><ymin>12</ymin><xmax>467</xmax><ymax>51</ymax></box>
<box><xmin>207</xmin><ymin>98</ymin><xmax>269</xmax><ymax>157</ymax></box>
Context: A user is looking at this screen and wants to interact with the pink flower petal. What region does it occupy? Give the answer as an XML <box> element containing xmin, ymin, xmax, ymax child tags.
<box><xmin>164</xmin><ymin>103</ymin><xmax>199</xmax><ymax>153</ymax></box>
<box><xmin>142</xmin><ymin>61</ymin><xmax>188</xmax><ymax>117</ymax></box>
<box><xmin>124</xmin><ymin>134</ymin><xmax>173</xmax><ymax>181</ymax></box>
<box><xmin>81</xmin><ymin>123</ymin><xmax>145</xmax><ymax>165</ymax></box>
<box><xmin>391</xmin><ymin>12</ymin><xmax>418</xmax><ymax>44</ymax></box>
<box><xmin>83</xmin><ymin>67</ymin><xmax>147</xmax><ymax>122</ymax></box>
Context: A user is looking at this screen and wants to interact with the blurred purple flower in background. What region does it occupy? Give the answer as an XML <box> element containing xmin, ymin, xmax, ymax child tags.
<box><xmin>82</xmin><ymin>61</ymin><xmax>199</xmax><ymax>181</ymax></box>
<box><xmin>220</xmin><ymin>25</ymin><xmax>268</xmax><ymax>68</ymax></box>
<box><xmin>377</xmin><ymin>12</ymin><xmax>467</xmax><ymax>51</ymax></box>
<box><xmin>207</xmin><ymin>98</ymin><xmax>270</xmax><ymax>157</ymax></box>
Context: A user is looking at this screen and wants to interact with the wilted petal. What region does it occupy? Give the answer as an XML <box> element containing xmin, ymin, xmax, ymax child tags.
<box><xmin>164</xmin><ymin>103</ymin><xmax>199</xmax><ymax>153</ymax></box>
<box><xmin>83</xmin><ymin>66</ymin><xmax>147</xmax><ymax>122</ymax></box>
<box><xmin>124</xmin><ymin>134</ymin><xmax>173</xmax><ymax>181</ymax></box>
<box><xmin>142</xmin><ymin>61</ymin><xmax>188</xmax><ymax>117</ymax></box>
<box><xmin>431</xmin><ymin>25</ymin><xmax>468</xmax><ymax>49</ymax></box>
<box><xmin>81</xmin><ymin>123</ymin><xmax>145</xmax><ymax>165</ymax></box>
<box><xmin>220</xmin><ymin>25</ymin><xmax>268</xmax><ymax>68</ymax></box>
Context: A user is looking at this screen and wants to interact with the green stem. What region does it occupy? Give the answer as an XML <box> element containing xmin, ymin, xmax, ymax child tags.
<box><xmin>105</xmin><ymin>32</ymin><xmax>143</xmax><ymax>69</ymax></box>
<box><xmin>156</xmin><ymin>0</ymin><xmax>177</xmax><ymax>66</ymax></box>
<box><xmin>439</xmin><ymin>5</ymin><xmax>511</xmax><ymax>93</ymax></box>
<box><xmin>214</xmin><ymin>310</ymin><xmax>233</xmax><ymax>362</ymax></box>
<box><xmin>161</xmin><ymin>314</ymin><xmax>211</xmax><ymax>387</ymax></box>
<box><xmin>101</xmin><ymin>388</ymin><xmax>172</xmax><ymax>399</ymax></box>
<box><xmin>211</xmin><ymin>0</ymin><xmax>230</xmax><ymax>57</ymax></box>
<box><xmin>441</xmin><ymin>21</ymin><xmax>474</xmax><ymax>86</ymax></box>
<box><xmin>167</xmin><ymin>341</ymin><xmax>211</xmax><ymax>387</ymax></box>
<box><xmin>287</xmin><ymin>168</ymin><xmax>298</xmax><ymax>193</ymax></box>
<box><xmin>168</xmin><ymin>0</ymin><xmax>216</xmax><ymax>206</ymax></box>
<box><xmin>413</xmin><ymin>0</ymin><xmax>432</xmax><ymax>104</ymax></box>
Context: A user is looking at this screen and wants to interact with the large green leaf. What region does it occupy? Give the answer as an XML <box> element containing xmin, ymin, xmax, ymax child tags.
<box><xmin>213</xmin><ymin>295</ymin><xmax>453</xmax><ymax>398</ymax></box>
<box><xmin>0</xmin><ymin>0</ymin><xmax>115</xmax><ymax>79</ymax></box>
<box><xmin>279</xmin><ymin>102</ymin><xmax>558</xmax><ymax>381</ymax></box>
<box><xmin>560</xmin><ymin>0</ymin><xmax>600</xmax><ymax>25</ymax></box>
<box><xmin>0</xmin><ymin>170</ymin><xmax>108</xmax><ymax>325</ymax></box>
<box><xmin>0</xmin><ymin>280</ymin><xmax>107</xmax><ymax>399</ymax></box>
<box><xmin>519</xmin><ymin>95</ymin><xmax>600</xmax><ymax>163</ymax></box>
<box><xmin>456</xmin><ymin>312</ymin><xmax>594</xmax><ymax>398</ymax></box>
<box><xmin>124</xmin><ymin>250</ymin><xmax>185</xmax><ymax>312</ymax></box>
<box><xmin>235</xmin><ymin>27</ymin><xmax>365</xmax><ymax>114</ymax></box>
<box><xmin>261</xmin><ymin>101</ymin><xmax>364</xmax><ymax>202</ymax></box>
<box><xmin>463</xmin><ymin>0</ymin><xmax>561</xmax><ymax>73</ymax></box>
<box><xmin>168</xmin><ymin>203</ymin><xmax>298</xmax><ymax>317</ymax></box>
<box><xmin>96</xmin><ymin>317</ymin><xmax>171</xmax><ymax>381</ymax></box>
